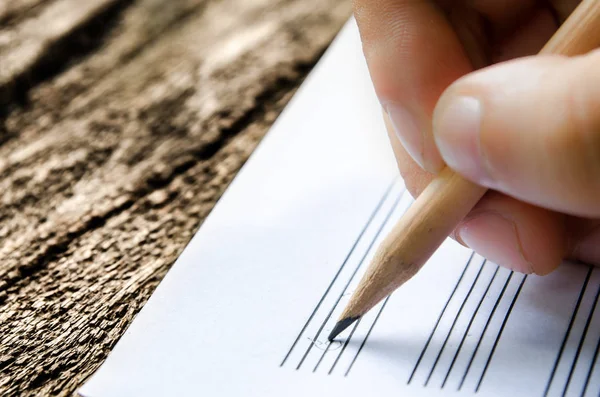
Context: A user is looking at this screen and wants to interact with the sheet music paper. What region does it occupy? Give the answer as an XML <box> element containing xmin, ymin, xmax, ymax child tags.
<box><xmin>79</xmin><ymin>19</ymin><xmax>600</xmax><ymax>397</ymax></box>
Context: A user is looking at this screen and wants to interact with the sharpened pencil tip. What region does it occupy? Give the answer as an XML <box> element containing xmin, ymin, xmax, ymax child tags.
<box><xmin>328</xmin><ymin>316</ymin><xmax>359</xmax><ymax>341</ymax></box>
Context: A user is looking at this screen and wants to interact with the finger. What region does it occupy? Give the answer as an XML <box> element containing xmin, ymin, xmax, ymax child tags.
<box><xmin>566</xmin><ymin>217</ymin><xmax>600</xmax><ymax>265</ymax></box>
<box><xmin>353</xmin><ymin>0</ymin><xmax>474</xmax><ymax>172</ymax></box>
<box><xmin>471</xmin><ymin>0</ymin><xmax>537</xmax><ymax>36</ymax></box>
<box><xmin>492</xmin><ymin>7</ymin><xmax>557</xmax><ymax>62</ymax></box>
<box><xmin>433</xmin><ymin>50</ymin><xmax>600</xmax><ymax>218</ymax></box>
<box><xmin>548</xmin><ymin>0</ymin><xmax>581</xmax><ymax>23</ymax></box>
<box><xmin>471</xmin><ymin>0</ymin><xmax>535</xmax><ymax>20</ymax></box>
<box><xmin>384</xmin><ymin>111</ymin><xmax>567</xmax><ymax>275</ymax></box>
<box><xmin>383</xmin><ymin>111</ymin><xmax>435</xmax><ymax>196</ymax></box>
<box><xmin>456</xmin><ymin>191</ymin><xmax>566</xmax><ymax>275</ymax></box>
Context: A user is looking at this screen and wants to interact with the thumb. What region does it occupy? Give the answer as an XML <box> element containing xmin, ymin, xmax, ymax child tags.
<box><xmin>432</xmin><ymin>50</ymin><xmax>600</xmax><ymax>218</ymax></box>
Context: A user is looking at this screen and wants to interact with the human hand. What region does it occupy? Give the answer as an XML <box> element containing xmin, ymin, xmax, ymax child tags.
<box><xmin>353</xmin><ymin>0</ymin><xmax>600</xmax><ymax>274</ymax></box>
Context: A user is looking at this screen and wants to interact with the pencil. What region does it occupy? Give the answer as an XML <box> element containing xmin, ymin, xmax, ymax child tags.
<box><xmin>329</xmin><ymin>0</ymin><xmax>600</xmax><ymax>342</ymax></box>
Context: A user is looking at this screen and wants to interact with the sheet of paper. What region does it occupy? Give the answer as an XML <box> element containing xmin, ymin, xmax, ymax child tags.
<box><xmin>79</xmin><ymin>19</ymin><xmax>600</xmax><ymax>397</ymax></box>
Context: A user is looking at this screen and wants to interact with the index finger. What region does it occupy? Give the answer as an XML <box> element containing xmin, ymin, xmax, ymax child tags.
<box><xmin>353</xmin><ymin>0</ymin><xmax>474</xmax><ymax>172</ymax></box>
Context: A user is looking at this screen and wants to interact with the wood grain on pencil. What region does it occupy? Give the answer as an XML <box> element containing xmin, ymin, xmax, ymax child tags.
<box><xmin>328</xmin><ymin>0</ymin><xmax>600</xmax><ymax>342</ymax></box>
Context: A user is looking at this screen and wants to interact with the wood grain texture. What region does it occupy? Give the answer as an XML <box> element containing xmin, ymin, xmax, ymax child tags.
<box><xmin>0</xmin><ymin>0</ymin><xmax>351</xmax><ymax>395</ymax></box>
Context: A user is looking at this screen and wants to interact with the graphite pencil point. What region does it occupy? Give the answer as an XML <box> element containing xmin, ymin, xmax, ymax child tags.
<box><xmin>327</xmin><ymin>316</ymin><xmax>359</xmax><ymax>341</ymax></box>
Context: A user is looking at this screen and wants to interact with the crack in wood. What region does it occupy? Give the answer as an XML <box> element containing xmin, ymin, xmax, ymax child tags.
<box><xmin>0</xmin><ymin>0</ymin><xmax>136</xmax><ymax>109</ymax></box>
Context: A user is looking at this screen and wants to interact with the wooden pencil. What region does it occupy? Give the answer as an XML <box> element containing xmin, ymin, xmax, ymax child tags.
<box><xmin>329</xmin><ymin>0</ymin><xmax>600</xmax><ymax>341</ymax></box>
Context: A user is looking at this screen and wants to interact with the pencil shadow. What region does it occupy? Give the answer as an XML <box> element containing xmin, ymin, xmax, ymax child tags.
<box><xmin>346</xmin><ymin>336</ymin><xmax>423</xmax><ymax>371</ymax></box>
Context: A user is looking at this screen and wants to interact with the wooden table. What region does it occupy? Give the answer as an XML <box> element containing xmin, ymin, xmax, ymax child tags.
<box><xmin>0</xmin><ymin>1</ymin><xmax>350</xmax><ymax>395</ymax></box>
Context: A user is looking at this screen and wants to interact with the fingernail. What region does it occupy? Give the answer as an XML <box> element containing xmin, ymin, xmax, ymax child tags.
<box><xmin>434</xmin><ymin>96</ymin><xmax>492</xmax><ymax>185</ymax></box>
<box><xmin>458</xmin><ymin>211</ymin><xmax>534</xmax><ymax>274</ymax></box>
<box><xmin>385</xmin><ymin>104</ymin><xmax>426</xmax><ymax>169</ymax></box>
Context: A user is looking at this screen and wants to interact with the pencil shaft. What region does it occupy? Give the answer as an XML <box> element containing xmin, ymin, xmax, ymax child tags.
<box><xmin>346</xmin><ymin>169</ymin><xmax>485</xmax><ymax>313</ymax></box>
<box><xmin>541</xmin><ymin>0</ymin><xmax>600</xmax><ymax>56</ymax></box>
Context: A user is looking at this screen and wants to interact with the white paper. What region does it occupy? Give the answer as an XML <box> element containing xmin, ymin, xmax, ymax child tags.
<box><xmin>79</xmin><ymin>19</ymin><xmax>600</xmax><ymax>397</ymax></box>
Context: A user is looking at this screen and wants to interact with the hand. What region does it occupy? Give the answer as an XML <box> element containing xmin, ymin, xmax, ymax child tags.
<box><xmin>353</xmin><ymin>0</ymin><xmax>600</xmax><ymax>274</ymax></box>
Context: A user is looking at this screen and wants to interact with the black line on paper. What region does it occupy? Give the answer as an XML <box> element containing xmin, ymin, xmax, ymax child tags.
<box><xmin>407</xmin><ymin>252</ymin><xmax>475</xmax><ymax>384</ymax></box>
<box><xmin>563</xmin><ymin>283</ymin><xmax>600</xmax><ymax>396</ymax></box>
<box><xmin>441</xmin><ymin>264</ymin><xmax>499</xmax><ymax>388</ymax></box>
<box><xmin>280</xmin><ymin>180</ymin><xmax>396</xmax><ymax>367</ymax></box>
<box><xmin>475</xmin><ymin>274</ymin><xmax>527</xmax><ymax>393</ymax></box>
<box><xmin>582</xmin><ymin>308</ymin><xmax>600</xmax><ymax>396</ymax></box>
<box><xmin>424</xmin><ymin>261</ymin><xmax>487</xmax><ymax>386</ymax></box>
<box><xmin>458</xmin><ymin>271</ymin><xmax>514</xmax><ymax>391</ymax></box>
<box><xmin>312</xmin><ymin>341</ymin><xmax>331</xmax><ymax>373</ymax></box>
<box><xmin>345</xmin><ymin>296</ymin><xmax>390</xmax><ymax>376</ymax></box>
<box><xmin>295</xmin><ymin>191</ymin><xmax>402</xmax><ymax>370</ymax></box>
<box><xmin>329</xmin><ymin>318</ymin><xmax>362</xmax><ymax>375</ymax></box>
<box><xmin>543</xmin><ymin>267</ymin><xmax>592</xmax><ymax>396</ymax></box>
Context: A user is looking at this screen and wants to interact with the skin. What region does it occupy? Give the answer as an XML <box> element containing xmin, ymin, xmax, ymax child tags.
<box><xmin>353</xmin><ymin>0</ymin><xmax>600</xmax><ymax>275</ymax></box>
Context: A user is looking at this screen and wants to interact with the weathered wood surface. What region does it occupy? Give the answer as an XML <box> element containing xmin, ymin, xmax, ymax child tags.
<box><xmin>0</xmin><ymin>0</ymin><xmax>351</xmax><ymax>395</ymax></box>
